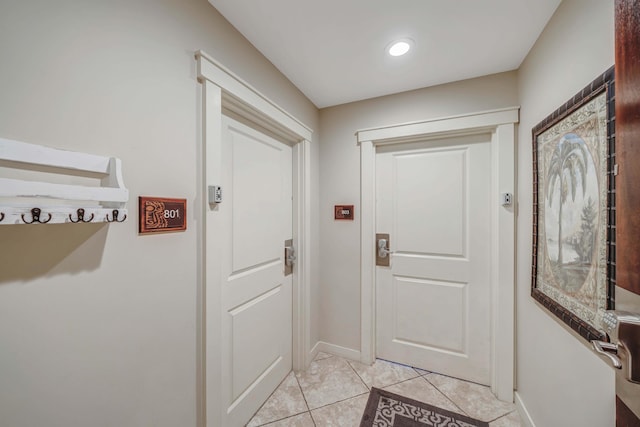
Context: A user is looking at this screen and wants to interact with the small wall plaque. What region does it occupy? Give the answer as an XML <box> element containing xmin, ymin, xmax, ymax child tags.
<box><xmin>334</xmin><ymin>205</ymin><xmax>354</xmax><ymax>220</ymax></box>
<box><xmin>139</xmin><ymin>197</ymin><xmax>187</xmax><ymax>234</ymax></box>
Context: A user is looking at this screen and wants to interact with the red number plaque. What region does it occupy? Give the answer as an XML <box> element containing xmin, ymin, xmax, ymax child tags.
<box><xmin>334</xmin><ymin>205</ymin><xmax>354</xmax><ymax>220</ymax></box>
<box><xmin>139</xmin><ymin>197</ymin><xmax>187</xmax><ymax>233</ymax></box>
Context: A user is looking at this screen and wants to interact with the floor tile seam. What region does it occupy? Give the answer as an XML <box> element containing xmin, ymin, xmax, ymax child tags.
<box><xmin>250</xmin><ymin>407</ymin><xmax>312</xmax><ymax>427</ymax></box>
<box><xmin>307</xmin><ymin>390</ymin><xmax>370</xmax><ymax>412</ymax></box>
<box><xmin>293</xmin><ymin>371</ymin><xmax>313</xmax><ymax>416</ymax></box>
<box><xmin>247</xmin><ymin>372</ymin><xmax>299</xmax><ymax>427</ymax></box>
<box><xmin>423</xmin><ymin>373</ymin><xmax>515</xmax><ymax>421</ymax></box>
<box><xmin>420</xmin><ymin>374</ymin><xmax>470</xmax><ymax>418</ymax></box>
<box><xmin>413</xmin><ymin>368</ymin><xmax>428</xmax><ymax>377</ymax></box>
<box><xmin>426</xmin><ymin>371</ymin><xmax>490</xmax><ymax>388</ymax></box>
<box><xmin>258</xmin><ymin>411</ymin><xmax>313</xmax><ymax>427</ymax></box>
<box><xmin>346</xmin><ymin>359</ymin><xmax>372</xmax><ymax>390</ymax></box>
<box><xmin>308</xmin><ymin>409</ymin><xmax>318</xmax><ymax>426</ymax></box>
<box><xmin>374</xmin><ymin>360</ymin><xmax>423</xmax><ymax>383</ymax></box>
<box><xmin>485</xmin><ymin>409</ymin><xmax>518</xmax><ymax>424</ymax></box>
<box><xmin>297</xmin><ymin>373</ymin><xmax>368</xmax><ymax>409</ymax></box>
<box><xmin>362</xmin><ymin>358</ymin><xmax>426</xmax><ymax>387</ymax></box>
<box><xmin>310</xmin><ymin>356</ymin><xmax>369</xmax><ymax>391</ymax></box>
<box><xmin>379</xmin><ymin>373</ymin><xmax>435</xmax><ymax>391</ymax></box>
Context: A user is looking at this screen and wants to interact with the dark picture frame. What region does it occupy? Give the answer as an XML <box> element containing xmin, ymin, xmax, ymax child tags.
<box><xmin>531</xmin><ymin>66</ymin><xmax>615</xmax><ymax>342</ymax></box>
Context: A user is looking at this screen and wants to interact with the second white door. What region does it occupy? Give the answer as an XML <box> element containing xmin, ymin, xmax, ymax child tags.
<box><xmin>376</xmin><ymin>133</ymin><xmax>492</xmax><ymax>385</ymax></box>
<box><xmin>221</xmin><ymin>116</ymin><xmax>293</xmax><ymax>426</ymax></box>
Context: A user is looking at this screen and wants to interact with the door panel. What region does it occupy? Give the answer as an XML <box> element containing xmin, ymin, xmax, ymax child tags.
<box><xmin>231</xmin><ymin>131</ymin><xmax>289</xmax><ymax>272</ymax></box>
<box><xmin>221</xmin><ymin>116</ymin><xmax>292</xmax><ymax>426</ymax></box>
<box><xmin>230</xmin><ymin>285</ymin><xmax>288</xmax><ymax>401</ymax></box>
<box><xmin>394</xmin><ymin>149</ymin><xmax>466</xmax><ymax>256</ymax></box>
<box><xmin>376</xmin><ymin>134</ymin><xmax>491</xmax><ymax>385</ymax></box>
<box><xmin>615</xmin><ymin>1</ymin><xmax>640</xmax><ymax>424</ymax></box>
<box><xmin>393</xmin><ymin>277</ymin><xmax>467</xmax><ymax>353</ymax></box>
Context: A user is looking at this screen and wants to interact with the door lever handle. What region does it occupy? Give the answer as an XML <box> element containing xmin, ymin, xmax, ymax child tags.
<box><xmin>285</xmin><ymin>246</ymin><xmax>296</xmax><ymax>267</ymax></box>
<box><xmin>378</xmin><ymin>239</ymin><xmax>392</xmax><ymax>258</ymax></box>
<box><xmin>592</xmin><ymin>340</ymin><xmax>622</xmax><ymax>369</ymax></box>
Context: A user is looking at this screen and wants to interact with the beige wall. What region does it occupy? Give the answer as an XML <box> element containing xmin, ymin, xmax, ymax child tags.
<box><xmin>515</xmin><ymin>1</ymin><xmax>615</xmax><ymax>426</ymax></box>
<box><xmin>0</xmin><ymin>1</ymin><xmax>319</xmax><ymax>426</ymax></box>
<box><xmin>318</xmin><ymin>72</ymin><xmax>519</xmax><ymax>350</ymax></box>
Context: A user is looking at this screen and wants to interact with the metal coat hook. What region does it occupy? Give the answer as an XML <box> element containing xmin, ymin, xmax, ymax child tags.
<box><xmin>106</xmin><ymin>209</ymin><xmax>126</xmax><ymax>223</ymax></box>
<box><xmin>69</xmin><ymin>208</ymin><xmax>94</xmax><ymax>223</ymax></box>
<box><xmin>21</xmin><ymin>208</ymin><xmax>52</xmax><ymax>224</ymax></box>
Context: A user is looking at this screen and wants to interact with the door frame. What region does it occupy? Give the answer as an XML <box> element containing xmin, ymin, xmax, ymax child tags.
<box><xmin>357</xmin><ymin>107</ymin><xmax>519</xmax><ymax>402</ymax></box>
<box><xmin>195</xmin><ymin>50</ymin><xmax>313</xmax><ymax>426</ymax></box>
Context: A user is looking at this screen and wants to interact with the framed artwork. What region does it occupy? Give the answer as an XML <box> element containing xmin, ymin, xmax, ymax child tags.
<box><xmin>531</xmin><ymin>66</ymin><xmax>615</xmax><ymax>342</ymax></box>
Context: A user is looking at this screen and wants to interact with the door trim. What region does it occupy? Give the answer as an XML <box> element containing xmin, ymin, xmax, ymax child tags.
<box><xmin>357</xmin><ymin>107</ymin><xmax>519</xmax><ymax>402</ymax></box>
<box><xmin>195</xmin><ymin>50</ymin><xmax>313</xmax><ymax>427</ymax></box>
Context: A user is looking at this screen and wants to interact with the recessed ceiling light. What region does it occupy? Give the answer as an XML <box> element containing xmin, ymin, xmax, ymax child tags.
<box><xmin>387</xmin><ymin>39</ymin><xmax>413</xmax><ymax>57</ymax></box>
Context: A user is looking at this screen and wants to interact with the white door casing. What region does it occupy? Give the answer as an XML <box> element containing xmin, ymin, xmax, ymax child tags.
<box><xmin>196</xmin><ymin>51</ymin><xmax>313</xmax><ymax>427</ymax></box>
<box><xmin>221</xmin><ymin>116</ymin><xmax>293</xmax><ymax>426</ymax></box>
<box><xmin>358</xmin><ymin>107</ymin><xmax>518</xmax><ymax>402</ymax></box>
<box><xmin>376</xmin><ymin>135</ymin><xmax>492</xmax><ymax>385</ymax></box>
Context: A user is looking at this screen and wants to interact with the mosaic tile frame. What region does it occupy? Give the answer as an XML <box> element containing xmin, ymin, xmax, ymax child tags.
<box><xmin>531</xmin><ymin>66</ymin><xmax>615</xmax><ymax>343</ymax></box>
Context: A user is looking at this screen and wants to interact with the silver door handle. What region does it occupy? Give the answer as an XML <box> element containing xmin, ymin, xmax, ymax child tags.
<box><xmin>592</xmin><ymin>340</ymin><xmax>622</xmax><ymax>369</ymax></box>
<box><xmin>598</xmin><ymin>310</ymin><xmax>640</xmax><ymax>382</ymax></box>
<box><xmin>378</xmin><ymin>238</ymin><xmax>391</xmax><ymax>258</ymax></box>
<box><xmin>285</xmin><ymin>246</ymin><xmax>296</xmax><ymax>267</ymax></box>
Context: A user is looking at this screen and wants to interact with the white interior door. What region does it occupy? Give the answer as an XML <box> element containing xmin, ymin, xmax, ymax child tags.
<box><xmin>221</xmin><ymin>116</ymin><xmax>293</xmax><ymax>426</ymax></box>
<box><xmin>375</xmin><ymin>134</ymin><xmax>492</xmax><ymax>385</ymax></box>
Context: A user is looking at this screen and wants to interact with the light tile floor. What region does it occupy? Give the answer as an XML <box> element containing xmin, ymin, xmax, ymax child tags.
<box><xmin>247</xmin><ymin>352</ymin><xmax>522</xmax><ymax>426</ymax></box>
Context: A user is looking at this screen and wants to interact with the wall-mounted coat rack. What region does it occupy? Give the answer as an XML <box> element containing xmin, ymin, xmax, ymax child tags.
<box><xmin>0</xmin><ymin>137</ymin><xmax>128</xmax><ymax>225</ymax></box>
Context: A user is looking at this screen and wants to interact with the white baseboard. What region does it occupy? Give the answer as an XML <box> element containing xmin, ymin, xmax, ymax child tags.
<box><xmin>309</xmin><ymin>341</ymin><xmax>321</xmax><ymax>363</ymax></box>
<box><xmin>515</xmin><ymin>391</ymin><xmax>536</xmax><ymax>427</ymax></box>
<box><xmin>310</xmin><ymin>341</ymin><xmax>361</xmax><ymax>362</ymax></box>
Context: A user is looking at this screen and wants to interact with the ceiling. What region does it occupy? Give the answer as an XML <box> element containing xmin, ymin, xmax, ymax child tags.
<box><xmin>209</xmin><ymin>0</ymin><xmax>561</xmax><ymax>108</ymax></box>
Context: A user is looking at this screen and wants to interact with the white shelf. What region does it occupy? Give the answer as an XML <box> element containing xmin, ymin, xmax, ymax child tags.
<box><xmin>0</xmin><ymin>137</ymin><xmax>128</xmax><ymax>225</ymax></box>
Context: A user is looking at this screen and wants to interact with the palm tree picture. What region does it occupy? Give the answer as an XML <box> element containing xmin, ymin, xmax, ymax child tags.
<box><xmin>544</xmin><ymin>133</ymin><xmax>599</xmax><ymax>293</ymax></box>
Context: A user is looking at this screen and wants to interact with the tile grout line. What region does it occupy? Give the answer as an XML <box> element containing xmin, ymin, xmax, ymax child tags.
<box><xmin>258</xmin><ymin>412</ymin><xmax>311</xmax><ymax>427</ymax></box>
<box><xmin>422</xmin><ymin>372</ymin><xmax>516</xmax><ymax>423</ymax></box>
<box><xmin>304</xmin><ymin>356</ymin><xmax>370</xmax><ymax>413</ymax></box>
<box><xmin>346</xmin><ymin>359</ymin><xmax>372</xmax><ymax>391</ymax></box>
<box><xmin>421</xmin><ymin>374</ymin><xmax>470</xmax><ymax>418</ymax></box>
<box><xmin>347</xmin><ymin>358</ymin><xmax>422</xmax><ymax>391</ymax></box>
<box><xmin>413</xmin><ymin>367</ymin><xmax>430</xmax><ymax>377</ymax></box>
<box><xmin>307</xmin><ymin>391</ymin><xmax>371</xmax><ymax>412</ymax></box>
<box><xmin>293</xmin><ymin>371</ymin><xmax>316</xmax><ymax>427</ymax></box>
<box><xmin>379</xmin><ymin>375</ymin><xmax>424</xmax><ymax>390</ymax></box>
<box><xmin>486</xmin><ymin>409</ymin><xmax>518</xmax><ymax>424</ymax></box>
<box><xmin>247</xmin><ymin>372</ymin><xmax>297</xmax><ymax>427</ymax></box>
